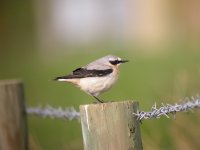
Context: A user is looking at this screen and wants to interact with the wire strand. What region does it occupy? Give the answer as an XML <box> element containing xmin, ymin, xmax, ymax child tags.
<box><xmin>26</xmin><ymin>96</ymin><xmax>200</xmax><ymax>121</ymax></box>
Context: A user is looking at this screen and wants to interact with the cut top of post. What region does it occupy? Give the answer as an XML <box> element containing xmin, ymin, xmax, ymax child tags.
<box><xmin>0</xmin><ymin>79</ymin><xmax>23</xmax><ymax>85</ymax></box>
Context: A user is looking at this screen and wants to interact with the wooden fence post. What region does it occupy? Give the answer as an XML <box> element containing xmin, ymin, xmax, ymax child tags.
<box><xmin>79</xmin><ymin>101</ymin><xmax>143</xmax><ymax>150</ymax></box>
<box><xmin>0</xmin><ymin>80</ymin><xmax>28</xmax><ymax>150</ymax></box>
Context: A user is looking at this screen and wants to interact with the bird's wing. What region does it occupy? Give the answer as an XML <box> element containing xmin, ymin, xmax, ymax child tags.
<box><xmin>54</xmin><ymin>68</ymin><xmax>113</xmax><ymax>80</ymax></box>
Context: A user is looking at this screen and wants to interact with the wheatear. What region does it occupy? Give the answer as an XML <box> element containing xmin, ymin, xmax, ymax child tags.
<box><xmin>54</xmin><ymin>55</ymin><xmax>128</xmax><ymax>103</ymax></box>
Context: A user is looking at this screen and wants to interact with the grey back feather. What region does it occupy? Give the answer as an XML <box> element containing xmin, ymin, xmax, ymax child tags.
<box><xmin>84</xmin><ymin>55</ymin><xmax>119</xmax><ymax>70</ymax></box>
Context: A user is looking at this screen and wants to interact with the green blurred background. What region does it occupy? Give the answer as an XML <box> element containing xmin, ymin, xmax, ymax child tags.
<box><xmin>1</xmin><ymin>0</ymin><xmax>200</xmax><ymax>150</ymax></box>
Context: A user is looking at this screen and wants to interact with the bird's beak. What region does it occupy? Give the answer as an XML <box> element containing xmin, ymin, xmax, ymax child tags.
<box><xmin>120</xmin><ymin>60</ymin><xmax>129</xmax><ymax>63</ymax></box>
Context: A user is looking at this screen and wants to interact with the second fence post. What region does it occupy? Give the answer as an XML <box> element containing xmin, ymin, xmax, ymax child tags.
<box><xmin>80</xmin><ymin>101</ymin><xmax>143</xmax><ymax>150</ymax></box>
<box><xmin>0</xmin><ymin>80</ymin><xmax>28</xmax><ymax>150</ymax></box>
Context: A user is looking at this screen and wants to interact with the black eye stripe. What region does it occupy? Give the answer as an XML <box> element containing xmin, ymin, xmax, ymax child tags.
<box><xmin>109</xmin><ymin>60</ymin><xmax>121</xmax><ymax>65</ymax></box>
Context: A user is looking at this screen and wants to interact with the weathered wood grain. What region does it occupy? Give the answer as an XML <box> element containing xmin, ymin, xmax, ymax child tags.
<box><xmin>80</xmin><ymin>101</ymin><xmax>143</xmax><ymax>150</ymax></box>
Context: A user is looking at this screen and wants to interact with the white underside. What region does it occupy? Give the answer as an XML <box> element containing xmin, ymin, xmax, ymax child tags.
<box><xmin>79</xmin><ymin>75</ymin><xmax>118</xmax><ymax>96</ymax></box>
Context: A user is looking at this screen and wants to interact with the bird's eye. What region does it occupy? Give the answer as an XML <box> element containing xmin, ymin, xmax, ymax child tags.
<box><xmin>109</xmin><ymin>60</ymin><xmax>120</xmax><ymax>65</ymax></box>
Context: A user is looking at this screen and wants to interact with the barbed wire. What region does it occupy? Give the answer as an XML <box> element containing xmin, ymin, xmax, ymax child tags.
<box><xmin>134</xmin><ymin>96</ymin><xmax>200</xmax><ymax>121</ymax></box>
<box><xmin>26</xmin><ymin>96</ymin><xmax>200</xmax><ymax>121</ymax></box>
<box><xmin>26</xmin><ymin>105</ymin><xmax>80</xmax><ymax>120</ymax></box>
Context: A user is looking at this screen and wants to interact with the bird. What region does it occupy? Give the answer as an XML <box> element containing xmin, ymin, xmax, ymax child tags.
<box><xmin>54</xmin><ymin>55</ymin><xmax>128</xmax><ymax>103</ymax></box>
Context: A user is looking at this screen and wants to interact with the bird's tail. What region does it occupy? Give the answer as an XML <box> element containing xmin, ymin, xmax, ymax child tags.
<box><xmin>53</xmin><ymin>76</ymin><xmax>69</xmax><ymax>81</ymax></box>
<box><xmin>53</xmin><ymin>76</ymin><xmax>79</xmax><ymax>85</ymax></box>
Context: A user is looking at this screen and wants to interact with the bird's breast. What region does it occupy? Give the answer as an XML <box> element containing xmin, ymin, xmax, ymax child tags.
<box><xmin>79</xmin><ymin>70</ymin><xmax>119</xmax><ymax>96</ymax></box>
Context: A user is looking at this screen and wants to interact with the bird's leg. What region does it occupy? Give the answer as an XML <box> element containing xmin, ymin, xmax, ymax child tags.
<box><xmin>93</xmin><ymin>96</ymin><xmax>104</xmax><ymax>103</ymax></box>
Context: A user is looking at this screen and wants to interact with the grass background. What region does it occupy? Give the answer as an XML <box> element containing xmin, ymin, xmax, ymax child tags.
<box><xmin>1</xmin><ymin>48</ymin><xmax>200</xmax><ymax>150</ymax></box>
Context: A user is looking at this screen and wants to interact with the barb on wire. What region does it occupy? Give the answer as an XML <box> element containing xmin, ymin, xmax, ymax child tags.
<box><xmin>26</xmin><ymin>105</ymin><xmax>80</xmax><ymax>120</ymax></box>
<box><xmin>133</xmin><ymin>96</ymin><xmax>200</xmax><ymax>121</ymax></box>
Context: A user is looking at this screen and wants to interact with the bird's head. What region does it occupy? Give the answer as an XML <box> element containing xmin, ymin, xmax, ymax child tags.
<box><xmin>107</xmin><ymin>55</ymin><xmax>129</xmax><ymax>67</ymax></box>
